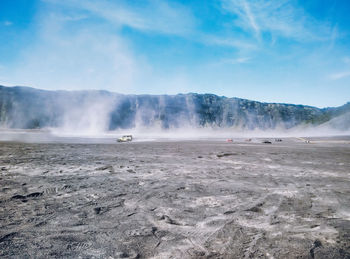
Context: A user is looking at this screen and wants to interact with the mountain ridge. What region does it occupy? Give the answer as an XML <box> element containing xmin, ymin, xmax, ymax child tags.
<box><xmin>0</xmin><ymin>85</ymin><xmax>349</xmax><ymax>131</ymax></box>
<box><xmin>2</xmin><ymin>84</ymin><xmax>337</xmax><ymax>108</ymax></box>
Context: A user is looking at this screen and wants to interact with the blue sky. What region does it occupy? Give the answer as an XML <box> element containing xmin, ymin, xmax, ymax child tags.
<box><xmin>0</xmin><ymin>0</ymin><xmax>350</xmax><ymax>107</ymax></box>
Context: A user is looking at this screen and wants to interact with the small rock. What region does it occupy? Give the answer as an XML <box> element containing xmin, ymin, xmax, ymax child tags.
<box><xmin>96</xmin><ymin>165</ymin><xmax>113</xmax><ymax>171</ymax></box>
<box><xmin>94</xmin><ymin>207</ymin><xmax>102</xmax><ymax>214</ymax></box>
<box><xmin>26</xmin><ymin>192</ymin><xmax>43</xmax><ymax>198</ymax></box>
<box><xmin>217</xmin><ymin>153</ymin><xmax>236</xmax><ymax>158</ymax></box>
<box><xmin>11</xmin><ymin>194</ymin><xmax>26</xmax><ymax>200</ymax></box>
<box><xmin>314</xmin><ymin>239</ymin><xmax>322</xmax><ymax>248</ymax></box>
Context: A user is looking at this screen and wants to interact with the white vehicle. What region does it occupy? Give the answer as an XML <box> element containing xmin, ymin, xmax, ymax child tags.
<box><xmin>117</xmin><ymin>135</ymin><xmax>133</xmax><ymax>142</ymax></box>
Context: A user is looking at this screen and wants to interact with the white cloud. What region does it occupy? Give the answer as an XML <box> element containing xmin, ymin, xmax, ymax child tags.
<box><xmin>239</xmin><ymin>0</ymin><xmax>260</xmax><ymax>40</ymax></box>
<box><xmin>221</xmin><ymin>0</ymin><xmax>332</xmax><ymax>42</ymax></box>
<box><xmin>329</xmin><ymin>71</ymin><xmax>350</xmax><ymax>80</ymax></box>
<box><xmin>43</xmin><ymin>0</ymin><xmax>196</xmax><ymax>36</ymax></box>
<box><xmin>242</xmin><ymin>1</ymin><xmax>260</xmax><ymax>39</ymax></box>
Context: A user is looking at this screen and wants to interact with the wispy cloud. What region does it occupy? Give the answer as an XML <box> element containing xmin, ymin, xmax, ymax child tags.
<box><xmin>221</xmin><ymin>0</ymin><xmax>333</xmax><ymax>43</ymax></box>
<box><xmin>3</xmin><ymin>21</ymin><xmax>12</xmax><ymax>26</ymax></box>
<box><xmin>221</xmin><ymin>57</ymin><xmax>251</xmax><ymax>64</ymax></box>
<box><xmin>3</xmin><ymin>0</ymin><xmax>200</xmax><ymax>91</ymax></box>
<box><xmin>223</xmin><ymin>0</ymin><xmax>261</xmax><ymax>40</ymax></box>
<box><xmin>43</xmin><ymin>0</ymin><xmax>197</xmax><ymax>36</ymax></box>
<box><xmin>329</xmin><ymin>71</ymin><xmax>350</xmax><ymax>80</ymax></box>
<box><xmin>202</xmin><ymin>35</ymin><xmax>257</xmax><ymax>50</ymax></box>
<box><xmin>42</xmin><ymin>0</ymin><xmax>259</xmax><ymax>51</ymax></box>
<box><xmin>328</xmin><ymin>24</ymin><xmax>338</xmax><ymax>49</ymax></box>
<box><xmin>343</xmin><ymin>57</ymin><xmax>350</xmax><ymax>64</ymax></box>
<box><xmin>206</xmin><ymin>56</ymin><xmax>252</xmax><ymax>69</ymax></box>
<box><xmin>4</xmin><ymin>10</ymin><xmax>139</xmax><ymax>91</ymax></box>
<box><xmin>242</xmin><ymin>0</ymin><xmax>260</xmax><ymax>40</ymax></box>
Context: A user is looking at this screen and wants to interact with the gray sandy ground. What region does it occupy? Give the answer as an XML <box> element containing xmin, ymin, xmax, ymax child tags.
<box><xmin>0</xmin><ymin>138</ymin><xmax>350</xmax><ymax>258</ymax></box>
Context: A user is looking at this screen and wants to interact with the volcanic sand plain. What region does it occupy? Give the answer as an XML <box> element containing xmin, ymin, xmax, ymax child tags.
<box><xmin>0</xmin><ymin>137</ymin><xmax>350</xmax><ymax>258</ymax></box>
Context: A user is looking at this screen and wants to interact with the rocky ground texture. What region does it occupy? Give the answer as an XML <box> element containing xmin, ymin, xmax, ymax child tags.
<box><xmin>0</xmin><ymin>138</ymin><xmax>350</xmax><ymax>258</ymax></box>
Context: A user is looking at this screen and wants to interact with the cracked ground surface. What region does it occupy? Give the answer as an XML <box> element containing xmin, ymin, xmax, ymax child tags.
<box><xmin>0</xmin><ymin>138</ymin><xmax>350</xmax><ymax>258</ymax></box>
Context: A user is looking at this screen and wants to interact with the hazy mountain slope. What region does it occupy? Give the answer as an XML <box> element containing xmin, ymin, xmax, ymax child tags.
<box><xmin>0</xmin><ymin>85</ymin><xmax>349</xmax><ymax>131</ymax></box>
<box><xmin>319</xmin><ymin>111</ymin><xmax>350</xmax><ymax>130</ymax></box>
